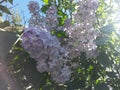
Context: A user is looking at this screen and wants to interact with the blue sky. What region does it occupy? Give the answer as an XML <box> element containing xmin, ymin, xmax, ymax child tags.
<box><xmin>6</xmin><ymin>0</ymin><xmax>43</xmax><ymax>25</ymax></box>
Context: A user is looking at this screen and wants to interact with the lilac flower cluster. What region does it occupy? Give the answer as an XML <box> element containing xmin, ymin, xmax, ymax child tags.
<box><xmin>22</xmin><ymin>0</ymin><xmax>99</xmax><ymax>83</ymax></box>
<box><xmin>28</xmin><ymin>1</ymin><xmax>43</xmax><ymax>26</ymax></box>
<box><xmin>46</xmin><ymin>5</ymin><xmax>58</xmax><ymax>31</ymax></box>
<box><xmin>28</xmin><ymin>1</ymin><xmax>40</xmax><ymax>14</ymax></box>
<box><xmin>22</xmin><ymin>25</ymin><xmax>71</xmax><ymax>83</ymax></box>
<box><xmin>65</xmin><ymin>0</ymin><xmax>99</xmax><ymax>58</ymax></box>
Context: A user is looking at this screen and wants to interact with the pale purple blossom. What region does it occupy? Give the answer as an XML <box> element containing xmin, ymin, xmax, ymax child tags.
<box><xmin>22</xmin><ymin>25</ymin><xmax>71</xmax><ymax>83</ymax></box>
<box><xmin>64</xmin><ymin>0</ymin><xmax>99</xmax><ymax>59</ymax></box>
<box><xmin>28</xmin><ymin>1</ymin><xmax>40</xmax><ymax>14</ymax></box>
<box><xmin>51</xmin><ymin>66</ymin><xmax>71</xmax><ymax>83</ymax></box>
<box><xmin>46</xmin><ymin>5</ymin><xmax>58</xmax><ymax>31</ymax></box>
<box><xmin>21</xmin><ymin>0</ymin><xmax>100</xmax><ymax>84</ymax></box>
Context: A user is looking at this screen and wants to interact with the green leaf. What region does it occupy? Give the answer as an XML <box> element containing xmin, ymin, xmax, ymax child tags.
<box><xmin>0</xmin><ymin>12</ymin><xmax>2</xmax><ymax>16</ymax></box>
<box><xmin>97</xmin><ymin>51</ymin><xmax>112</xmax><ymax>68</ymax></box>
<box><xmin>0</xmin><ymin>21</ymin><xmax>10</xmax><ymax>28</ymax></box>
<box><xmin>55</xmin><ymin>31</ymin><xmax>67</xmax><ymax>38</ymax></box>
<box><xmin>51</xmin><ymin>30</ymin><xmax>55</xmax><ymax>35</ymax></box>
<box><xmin>106</xmin><ymin>71</ymin><xmax>118</xmax><ymax>78</ymax></box>
<box><xmin>57</xmin><ymin>9</ymin><xmax>67</xmax><ymax>25</ymax></box>
<box><xmin>95</xmin><ymin>36</ymin><xmax>109</xmax><ymax>46</ymax></box>
<box><xmin>95</xmin><ymin>83</ymin><xmax>109</xmax><ymax>90</ymax></box>
<box><xmin>41</xmin><ymin>5</ymin><xmax>50</xmax><ymax>13</ymax></box>
<box><xmin>0</xmin><ymin>5</ymin><xmax>11</xmax><ymax>14</ymax></box>
<box><xmin>100</xmin><ymin>24</ymin><xmax>115</xmax><ymax>34</ymax></box>
<box><xmin>8</xmin><ymin>0</ymin><xmax>13</xmax><ymax>4</ymax></box>
<box><xmin>43</xmin><ymin>0</ymin><xmax>49</xmax><ymax>4</ymax></box>
<box><xmin>67</xmin><ymin>80</ymin><xmax>86</xmax><ymax>89</ymax></box>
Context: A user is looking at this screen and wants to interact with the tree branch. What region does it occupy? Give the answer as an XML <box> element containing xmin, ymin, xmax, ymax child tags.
<box><xmin>0</xmin><ymin>0</ymin><xmax>6</xmax><ymax>4</ymax></box>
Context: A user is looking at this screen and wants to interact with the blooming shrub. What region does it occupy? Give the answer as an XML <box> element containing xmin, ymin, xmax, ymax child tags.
<box><xmin>6</xmin><ymin>0</ymin><xmax>120</xmax><ymax>89</ymax></box>
<box><xmin>22</xmin><ymin>0</ymin><xmax>100</xmax><ymax>84</ymax></box>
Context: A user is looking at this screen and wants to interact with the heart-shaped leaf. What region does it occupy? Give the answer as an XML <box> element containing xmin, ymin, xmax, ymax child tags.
<box><xmin>95</xmin><ymin>36</ymin><xmax>109</xmax><ymax>46</ymax></box>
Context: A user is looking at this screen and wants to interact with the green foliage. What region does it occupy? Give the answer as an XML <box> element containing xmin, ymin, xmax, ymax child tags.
<box><xmin>7</xmin><ymin>41</ymin><xmax>51</xmax><ymax>90</ymax></box>
<box><xmin>2</xmin><ymin>10</ymin><xmax>23</xmax><ymax>32</ymax></box>
<box><xmin>95</xmin><ymin>83</ymin><xmax>110</xmax><ymax>90</ymax></box>
<box><xmin>0</xmin><ymin>0</ymin><xmax>14</xmax><ymax>17</ymax></box>
<box><xmin>43</xmin><ymin>0</ymin><xmax>49</xmax><ymax>4</ymax></box>
<box><xmin>0</xmin><ymin>20</ymin><xmax>10</xmax><ymax>28</ymax></box>
<box><xmin>100</xmin><ymin>24</ymin><xmax>115</xmax><ymax>34</ymax></box>
<box><xmin>0</xmin><ymin>5</ymin><xmax>11</xmax><ymax>15</ymax></box>
<box><xmin>0</xmin><ymin>12</ymin><xmax>3</xmax><ymax>16</ymax></box>
<box><xmin>8</xmin><ymin>0</ymin><xmax>13</xmax><ymax>4</ymax></box>
<box><xmin>97</xmin><ymin>50</ymin><xmax>113</xmax><ymax>68</ymax></box>
<box><xmin>9</xmin><ymin>11</ymin><xmax>22</xmax><ymax>26</ymax></box>
<box><xmin>96</xmin><ymin>0</ymin><xmax>113</xmax><ymax>27</ymax></box>
<box><xmin>55</xmin><ymin>31</ymin><xmax>67</xmax><ymax>38</ymax></box>
<box><xmin>95</xmin><ymin>36</ymin><xmax>109</xmax><ymax>46</ymax></box>
<box><xmin>41</xmin><ymin>5</ymin><xmax>50</xmax><ymax>13</ymax></box>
